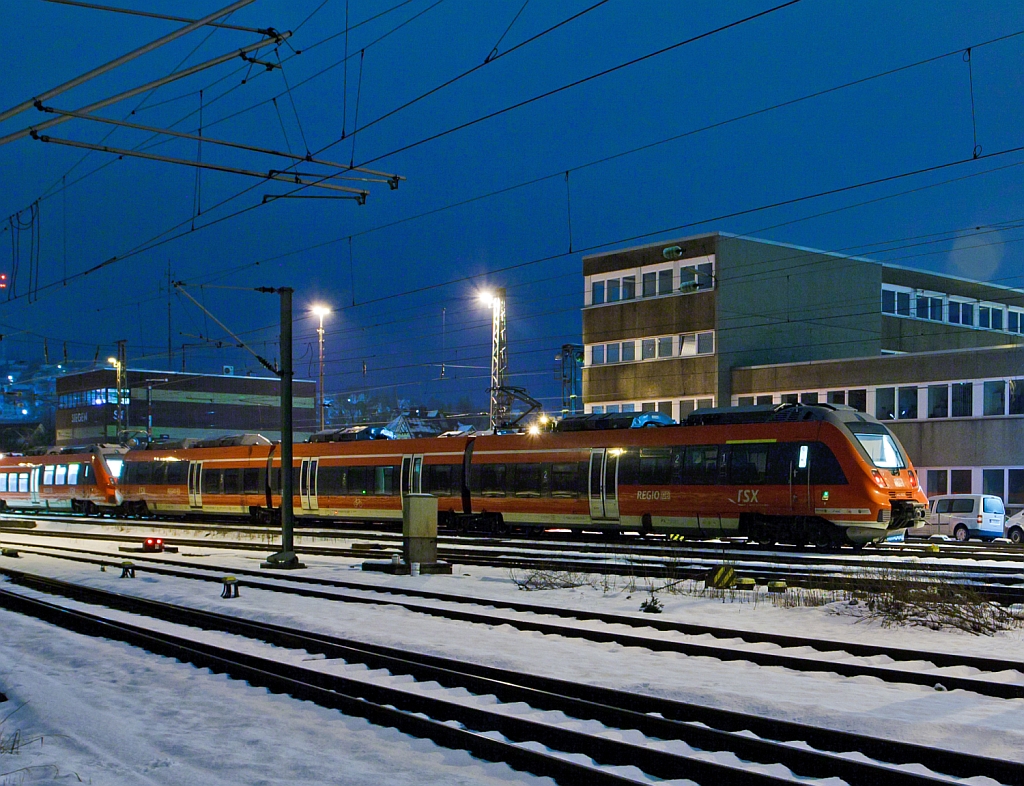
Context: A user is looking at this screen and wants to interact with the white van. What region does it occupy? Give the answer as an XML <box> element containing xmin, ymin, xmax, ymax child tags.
<box><xmin>918</xmin><ymin>495</ymin><xmax>1005</xmax><ymax>542</ymax></box>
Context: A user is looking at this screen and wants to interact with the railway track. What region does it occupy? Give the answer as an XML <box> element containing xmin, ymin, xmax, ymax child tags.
<box><xmin>4</xmin><ymin>523</ymin><xmax>1024</xmax><ymax>603</ymax></box>
<box><xmin>0</xmin><ymin>571</ymin><xmax>1018</xmax><ymax>786</ymax></box>
<box><xmin>3</xmin><ymin>553</ymin><xmax>1024</xmax><ymax>701</ymax></box>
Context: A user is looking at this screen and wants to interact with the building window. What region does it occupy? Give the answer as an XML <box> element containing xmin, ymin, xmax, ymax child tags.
<box><xmin>658</xmin><ymin>269</ymin><xmax>673</xmax><ymax>296</ymax></box>
<box><xmin>606</xmin><ymin>278</ymin><xmax>620</xmax><ymax>302</ymax></box>
<box><xmin>927</xmin><ymin>469</ymin><xmax>948</xmax><ymax>495</ymax></box>
<box><xmin>983</xmin><ymin>469</ymin><xmax>1005</xmax><ymax>499</ymax></box>
<box><xmin>621</xmin><ymin>403</ymin><xmax>635</xmax><ymax>412</ymax></box>
<box><xmin>882</xmin><ymin>290</ymin><xmax>896</xmax><ymax>314</ymax></box>
<box><xmin>1010</xmin><ymin>311</ymin><xmax>1019</xmax><ymax>333</ymax></box>
<box><xmin>737</xmin><ymin>396</ymin><xmax>754</xmax><ymax>406</ymax></box>
<box><xmin>658</xmin><ymin>336</ymin><xmax>673</xmax><ymax>358</ymax></box>
<box><xmin>591</xmin><ymin>345</ymin><xmax>605</xmax><ymax>365</ymax></box>
<box><xmin>641</xmin><ymin>402</ymin><xmax>656</xmax><ymax>412</ymax></box>
<box><xmin>592</xmin><ymin>406</ymin><xmax>605</xmax><ymax>414</ymax></box>
<box><xmin>658</xmin><ymin>401</ymin><xmax>672</xmax><ymax>417</ymax></box>
<box><xmin>756</xmin><ymin>394</ymin><xmax>774</xmax><ymax>405</ymax></box>
<box><xmin>679</xmin><ymin>400</ymin><xmax>696</xmax><ymax>418</ymax></box>
<box><xmin>992</xmin><ymin>308</ymin><xmax>1004</xmax><ymax>330</ymax></box>
<box><xmin>679</xmin><ymin>334</ymin><xmax>696</xmax><ymax>357</ymax></box>
<box><xmin>680</xmin><ymin>262</ymin><xmax>713</xmax><ymax>292</ymax></box>
<box><xmin>622</xmin><ymin>341</ymin><xmax>635</xmax><ymax>362</ymax></box>
<box><xmin>950</xmin><ymin>469</ymin><xmax>972</xmax><ymax>494</ymax></box>
<box><xmin>606</xmin><ymin>343</ymin><xmax>620</xmax><ymax>363</ymax></box>
<box><xmin>898</xmin><ymin>386</ymin><xmax>918</xmax><ymax>419</ymax></box>
<box><xmin>951</xmin><ymin>382</ymin><xmax>973</xmax><ymax>417</ymax></box>
<box><xmin>1009</xmin><ymin>469</ymin><xmax>1024</xmax><ymax>505</ymax></box>
<box><xmin>828</xmin><ymin>391</ymin><xmax>845</xmax><ymax>405</ymax></box>
<box><xmin>606</xmin><ymin>404</ymin><xmax>620</xmax><ymax>413</ymax></box>
<box><xmin>896</xmin><ymin>292</ymin><xmax>911</xmax><ymax>316</ymax></box>
<box><xmin>916</xmin><ymin>295</ymin><xmax>942</xmax><ymax>321</ymax></box>
<box><xmin>592</xmin><ymin>281</ymin><xmax>605</xmax><ymax>305</ymax></box>
<box><xmin>848</xmin><ymin>389</ymin><xmax>867</xmax><ymax>412</ymax></box>
<box><xmin>781</xmin><ymin>393</ymin><xmax>798</xmax><ymax>404</ymax></box>
<box><xmin>641</xmin><ymin>339</ymin><xmax>656</xmax><ymax>360</ymax></box>
<box><xmin>697</xmin><ymin>331</ymin><xmax>714</xmax><ymax>355</ymax></box>
<box><xmin>979</xmin><ymin>306</ymin><xmax>991</xmax><ymax>329</ymax></box>
<box><xmin>1010</xmin><ymin>379</ymin><xmax>1024</xmax><ymax>415</ymax></box>
<box><xmin>876</xmin><ymin>387</ymin><xmax>895</xmax><ymax>420</ymax></box>
<box><xmin>984</xmin><ymin>380</ymin><xmax>1005</xmax><ymax>415</ymax></box>
<box><xmin>928</xmin><ymin>385</ymin><xmax>948</xmax><ymax>418</ymax></box>
<box><xmin>697</xmin><ymin>397</ymin><xmax>713</xmax><ymax>409</ymax></box>
<box><xmin>622</xmin><ymin>276</ymin><xmax>636</xmax><ymax>300</ymax></box>
<box><xmin>642</xmin><ymin>272</ymin><xmax>657</xmax><ymax>298</ymax></box>
<box><xmin>801</xmin><ymin>392</ymin><xmax>818</xmax><ymax>405</ymax></box>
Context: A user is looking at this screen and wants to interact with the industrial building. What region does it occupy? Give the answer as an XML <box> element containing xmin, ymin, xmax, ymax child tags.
<box><xmin>55</xmin><ymin>367</ymin><xmax>315</xmax><ymax>445</ymax></box>
<box><xmin>582</xmin><ymin>232</ymin><xmax>1024</xmax><ymax>506</ymax></box>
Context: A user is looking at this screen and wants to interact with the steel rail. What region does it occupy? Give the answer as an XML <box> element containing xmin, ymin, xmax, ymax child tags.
<box><xmin>3</xmin><ymin>558</ymin><xmax>1023</xmax><ymax>701</ymax></box>
<box><xmin>0</xmin><ymin>578</ymin><xmax>1014</xmax><ymax>785</ymax></box>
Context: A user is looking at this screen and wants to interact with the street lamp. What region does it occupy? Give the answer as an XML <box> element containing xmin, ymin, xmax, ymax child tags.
<box><xmin>311</xmin><ymin>304</ymin><xmax>331</xmax><ymax>432</ymax></box>
<box><xmin>479</xmin><ymin>287</ymin><xmax>507</xmax><ymax>431</ymax></box>
<box><xmin>107</xmin><ymin>356</ymin><xmax>123</xmax><ymax>436</ymax></box>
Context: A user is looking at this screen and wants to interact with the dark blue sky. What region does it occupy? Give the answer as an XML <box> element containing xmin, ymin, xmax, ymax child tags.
<box><xmin>4</xmin><ymin>0</ymin><xmax>1024</xmax><ymax>413</ymax></box>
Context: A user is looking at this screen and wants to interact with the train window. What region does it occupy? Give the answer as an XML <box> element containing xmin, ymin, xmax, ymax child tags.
<box><xmin>135</xmin><ymin>462</ymin><xmax>153</xmax><ymax>486</ymax></box>
<box><xmin>223</xmin><ymin>469</ymin><xmax>241</xmax><ymax>495</ymax></box>
<box><xmin>243</xmin><ymin>468</ymin><xmax>262</xmax><ymax>495</ymax></box>
<box><xmin>347</xmin><ymin>466</ymin><xmax>371</xmax><ymax>495</ymax></box>
<box><xmin>19</xmin><ymin>473</ymin><xmax>29</xmax><ymax>492</ymax></box>
<box><xmin>798</xmin><ymin>446</ymin><xmax>809</xmax><ymax>469</ymax></box>
<box><xmin>55</xmin><ymin>465</ymin><xmax>67</xmax><ymax>485</ymax></box>
<box><xmin>513</xmin><ymin>463</ymin><xmax>543</xmax><ymax>497</ymax></box>
<box><xmin>682</xmin><ymin>445</ymin><xmax>720</xmax><ymax>485</ymax></box>
<box><xmin>811</xmin><ymin>443</ymin><xmax>847</xmax><ymax>484</ymax></box>
<box><xmin>727</xmin><ymin>444</ymin><xmax>769</xmax><ymax>484</ymax></box>
<box><xmin>376</xmin><ymin>465</ymin><xmax>397</xmax><ymax>495</ymax></box>
<box><xmin>167</xmin><ymin>461</ymin><xmax>188</xmax><ymax>485</ymax></box>
<box><xmin>149</xmin><ymin>462</ymin><xmax>166</xmax><ymax>485</ymax></box>
<box><xmin>638</xmin><ymin>448</ymin><xmax>671</xmax><ymax>485</ymax></box>
<box><xmin>318</xmin><ymin>466</ymin><xmax>344</xmax><ymax>495</ymax></box>
<box><xmin>80</xmin><ymin>463</ymin><xmax>93</xmax><ymax>485</ymax></box>
<box><xmin>551</xmin><ymin>463</ymin><xmax>578</xmax><ymax>498</ymax></box>
<box><xmin>480</xmin><ymin>464</ymin><xmax>506</xmax><ymax>497</ymax></box>
<box><xmin>0</xmin><ymin>474</ymin><xmax>6</xmax><ymax>492</ymax></box>
<box><xmin>67</xmin><ymin>464</ymin><xmax>80</xmax><ymax>485</ymax></box>
<box><xmin>43</xmin><ymin>466</ymin><xmax>54</xmax><ymax>486</ymax></box>
<box><xmin>201</xmin><ymin>468</ymin><xmax>222</xmax><ymax>495</ymax></box>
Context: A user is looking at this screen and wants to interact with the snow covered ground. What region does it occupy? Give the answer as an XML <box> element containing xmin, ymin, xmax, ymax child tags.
<box><xmin>1</xmin><ymin>530</ymin><xmax>1023</xmax><ymax>784</ymax></box>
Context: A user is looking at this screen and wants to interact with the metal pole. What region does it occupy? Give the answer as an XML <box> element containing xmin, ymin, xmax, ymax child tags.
<box><xmin>280</xmin><ymin>287</ymin><xmax>294</xmax><ymax>555</ymax></box>
<box><xmin>317</xmin><ymin>314</ymin><xmax>325</xmax><ymax>431</ymax></box>
<box><xmin>489</xmin><ymin>287</ymin><xmax>508</xmax><ymax>430</ymax></box>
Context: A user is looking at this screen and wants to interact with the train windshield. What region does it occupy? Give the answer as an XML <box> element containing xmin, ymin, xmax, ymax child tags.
<box><xmin>105</xmin><ymin>457</ymin><xmax>124</xmax><ymax>479</ymax></box>
<box><xmin>850</xmin><ymin>431</ymin><xmax>905</xmax><ymax>469</ymax></box>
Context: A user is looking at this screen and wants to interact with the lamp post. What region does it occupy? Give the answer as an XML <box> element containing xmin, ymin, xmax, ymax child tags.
<box><xmin>479</xmin><ymin>287</ymin><xmax>507</xmax><ymax>431</ymax></box>
<box><xmin>311</xmin><ymin>304</ymin><xmax>330</xmax><ymax>432</ymax></box>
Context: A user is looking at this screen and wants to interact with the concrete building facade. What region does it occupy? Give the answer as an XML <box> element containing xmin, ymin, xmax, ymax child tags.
<box><xmin>582</xmin><ymin>232</ymin><xmax>1024</xmax><ymax>506</ymax></box>
<box><xmin>55</xmin><ymin>368</ymin><xmax>315</xmax><ymax>445</ymax></box>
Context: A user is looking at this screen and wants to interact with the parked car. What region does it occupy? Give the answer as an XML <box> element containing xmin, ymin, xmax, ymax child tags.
<box><xmin>916</xmin><ymin>494</ymin><xmax>1005</xmax><ymax>542</ymax></box>
<box><xmin>1003</xmin><ymin>510</ymin><xmax>1024</xmax><ymax>544</ymax></box>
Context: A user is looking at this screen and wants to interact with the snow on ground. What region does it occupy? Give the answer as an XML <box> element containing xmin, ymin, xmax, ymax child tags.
<box><xmin>2</xmin><ymin>528</ymin><xmax>1024</xmax><ymax>784</ymax></box>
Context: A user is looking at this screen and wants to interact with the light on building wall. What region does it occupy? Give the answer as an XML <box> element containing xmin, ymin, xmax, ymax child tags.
<box><xmin>663</xmin><ymin>246</ymin><xmax>683</xmax><ymax>260</ymax></box>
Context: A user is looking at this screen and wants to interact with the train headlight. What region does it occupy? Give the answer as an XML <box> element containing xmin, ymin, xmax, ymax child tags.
<box><xmin>870</xmin><ymin>469</ymin><xmax>887</xmax><ymax>489</ymax></box>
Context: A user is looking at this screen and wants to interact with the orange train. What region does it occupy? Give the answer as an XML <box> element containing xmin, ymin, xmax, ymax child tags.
<box><xmin>0</xmin><ymin>404</ymin><xmax>927</xmax><ymax>546</ymax></box>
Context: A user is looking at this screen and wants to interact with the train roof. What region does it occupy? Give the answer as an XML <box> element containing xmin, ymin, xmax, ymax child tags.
<box><xmin>555</xmin><ymin>411</ymin><xmax>676</xmax><ymax>431</ymax></box>
<box><xmin>683</xmin><ymin>403</ymin><xmax>886</xmax><ymax>429</ymax></box>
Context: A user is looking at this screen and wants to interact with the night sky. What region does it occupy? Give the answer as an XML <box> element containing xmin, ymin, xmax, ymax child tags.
<box><xmin>4</xmin><ymin>0</ymin><xmax>1024</xmax><ymax>414</ymax></box>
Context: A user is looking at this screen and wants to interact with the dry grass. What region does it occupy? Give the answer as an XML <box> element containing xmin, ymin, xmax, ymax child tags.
<box><xmin>1</xmin><ymin>705</ymin><xmax>78</xmax><ymax>785</ymax></box>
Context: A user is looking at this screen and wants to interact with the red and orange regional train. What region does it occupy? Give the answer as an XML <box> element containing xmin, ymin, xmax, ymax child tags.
<box><xmin>0</xmin><ymin>404</ymin><xmax>927</xmax><ymax>546</ymax></box>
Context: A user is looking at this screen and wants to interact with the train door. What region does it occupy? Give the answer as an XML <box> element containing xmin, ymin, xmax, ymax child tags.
<box><xmin>29</xmin><ymin>466</ymin><xmax>41</xmax><ymax>506</ymax></box>
<box><xmin>299</xmin><ymin>458</ymin><xmax>319</xmax><ymax>511</ymax></box>
<box><xmin>188</xmin><ymin>461</ymin><xmax>203</xmax><ymax>507</ymax></box>
<box><xmin>401</xmin><ymin>455</ymin><xmax>424</xmax><ymax>496</ymax></box>
<box><xmin>790</xmin><ymin>444</ymin><xmax>813</xmax><ymax>515</ymax></box>
<box><xmin>588</xmin><ymin>449</ymin><xmax>620</xmax><ymax>521</ymax></box>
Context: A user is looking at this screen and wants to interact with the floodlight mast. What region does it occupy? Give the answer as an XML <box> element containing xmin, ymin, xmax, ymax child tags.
<box><xmin>485</xmin><ymin>288</ymin><xmax>509</xmax><ymax>431</ymax></box>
